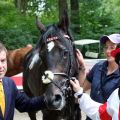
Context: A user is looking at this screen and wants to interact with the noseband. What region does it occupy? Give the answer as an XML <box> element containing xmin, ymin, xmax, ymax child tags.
<box><xmin>54</xmin><ymin>73</ymin><xmax>76</xmax><ymax>98</ymax></box>
<box><xmin>43</xmin><ymin>72</ymin><xmax>75</xmax><ymax>98</ymax></box>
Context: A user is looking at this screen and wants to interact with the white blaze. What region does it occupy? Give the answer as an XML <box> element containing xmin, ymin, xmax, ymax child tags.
<box><xmin>47</xmin><ymin>42</ymin><xmax>55</xmax><ymax>52</ymax></box>
<box><xmin>29</xmin><ymin>53</ymin><xmax>39</xmax><ymax>70</ymax></box>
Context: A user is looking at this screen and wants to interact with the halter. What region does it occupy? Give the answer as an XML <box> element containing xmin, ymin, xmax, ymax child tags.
<box><xmin>42</xmin><ymin>72</ymin><xmax>75</xmax><ymax>98</ymax></box>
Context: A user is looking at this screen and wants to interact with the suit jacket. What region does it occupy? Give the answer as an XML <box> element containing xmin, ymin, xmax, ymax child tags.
<box><xmin>0</xmin><ymin>77</ymin><xmax>46</xmax><ymax>120</ymax></box>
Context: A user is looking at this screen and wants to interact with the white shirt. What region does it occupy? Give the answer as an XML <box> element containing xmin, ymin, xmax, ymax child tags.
<box><xmin>78</xmin><ymin>88</ymin><xmax>120</xmax><ymax>120</ymax></box>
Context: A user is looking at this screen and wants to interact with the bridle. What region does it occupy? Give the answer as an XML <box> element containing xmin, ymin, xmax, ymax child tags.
<box><xmin>41</xmin><ymin>30</ymin><xmax>76</xmax><ymax>99</ymax></box>
<box><xmin>43</xmin><ymin>72</ymin><xmax>75</xmax><ymax>98</ymax></box>
<box><xmin>37</xmin><ymin>25</ymin><xmax>79</xmax><ymax>120</ymax></box>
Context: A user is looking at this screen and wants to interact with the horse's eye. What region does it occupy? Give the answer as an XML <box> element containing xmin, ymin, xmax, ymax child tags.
<box><xmin>63</xmin><ymin>50</ymin><xmax>68</xmax><ymax>59</ymax></box>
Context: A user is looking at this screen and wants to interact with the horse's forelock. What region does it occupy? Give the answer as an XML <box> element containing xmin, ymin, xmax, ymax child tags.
<box><xmin>44</xmin><ymin>25</ymin><xmax>58</xmax><ymax>37</ymax></box>
<box><xmin>41</xmin><ymin>25</ymin><xmax>66</xmax><ymax>45</ymax></box>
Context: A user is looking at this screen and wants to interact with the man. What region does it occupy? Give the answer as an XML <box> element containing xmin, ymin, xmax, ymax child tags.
<box><xmin>0</xmin><ymin>43</ymin><xmax>46</xmax><ymax>120</ymax></box>
<box><xmin>70</xmin><ymin>48</ymin><xmax>120</xmax><ymax>120</ymax></box>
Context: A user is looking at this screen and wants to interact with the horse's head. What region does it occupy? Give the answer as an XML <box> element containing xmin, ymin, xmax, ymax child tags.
<box><xmin>23</xmin><ymin>11</ymin><xmax>79</xmax><ymax>111</ymax></box>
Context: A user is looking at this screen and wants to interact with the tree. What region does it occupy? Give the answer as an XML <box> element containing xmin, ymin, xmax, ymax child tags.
<box><xmin>14</xmin><ymin>0</ymin><xmax>27</xmax><ymax>14</ymax></box>
<box><xmin>58</xmin><ymin>0</ymin><xmax>68</xmax><ymax>20</ymax></box>
<box><xmin>70</xmin><ymin>0</ymin><xmax>80</xmax><ymax>35</ymax></box>
<box><xmin>79</xmin><ymin>0</ymin><xmax>113</xmax><ymax>39</ymax></box>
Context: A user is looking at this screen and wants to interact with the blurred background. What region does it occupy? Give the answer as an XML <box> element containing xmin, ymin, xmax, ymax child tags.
<box><xmin>0</xmin><ymin>0</ymin><xmax>120</xmax><ymax>50</ymax></box>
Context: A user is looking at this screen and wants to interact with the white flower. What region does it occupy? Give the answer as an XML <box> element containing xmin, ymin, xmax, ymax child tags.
<box><xmin>42</xmin><ymin>70</ymin><xmax>54</xmax><ymax>84</ymax></box>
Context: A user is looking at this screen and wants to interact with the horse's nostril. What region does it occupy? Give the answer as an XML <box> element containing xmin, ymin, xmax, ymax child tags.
<box><xmin>55</xmin><ymin>94</ymin><xmax>62</xmax><ymax>102</ymax></box>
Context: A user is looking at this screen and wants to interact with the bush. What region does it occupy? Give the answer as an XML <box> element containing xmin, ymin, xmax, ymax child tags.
<box><xmin>0</xmin><ymin>1</ymin><xmax>39</xmax><ymax>49</ymax></box>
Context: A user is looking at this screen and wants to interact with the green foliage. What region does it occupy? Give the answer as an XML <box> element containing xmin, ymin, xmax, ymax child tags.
<box><xmin>78</xmin><ymin>0</ymin><xmax>112</xmax><ymax>40</ymax></box>
<box><xmin>71</xmin><ymin>0</ymin><xmax>120</xmax><ymax>41</ymax></box>
<box><xmin>0</xmin><ymin>29</ymin><xmax>37</xmax><ymax>49</ymax></box>
<box><xmin>0</xmin><ymin>0</ymin><xmax>59</xmax><ymax>49</ymax></box>
<box><xmin>26</xmin><ymin>0</ymin><xmax>59</xmax><ymax>24</ymax></box>
<box><xmin>0</xmin><ymin>0</ymin><xmax>120</xmax><ymax>51</ymax></box>
<box><xmin>0</xmin><ymin>1</ymin><xmax>39</xmax><ymax>49</ymax></box>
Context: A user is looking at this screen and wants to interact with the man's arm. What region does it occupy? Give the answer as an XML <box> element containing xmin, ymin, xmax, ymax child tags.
<box><xmin>15</xmin><ymin>92</ymin><xmax>46</xmax><ymax>112</ymax></box>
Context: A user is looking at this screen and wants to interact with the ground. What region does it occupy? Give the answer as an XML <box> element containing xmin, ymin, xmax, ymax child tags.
<box><xmin>14</xmin><ymin>109</ymin><xmax>86</xmax><ymax>120</ymax></box>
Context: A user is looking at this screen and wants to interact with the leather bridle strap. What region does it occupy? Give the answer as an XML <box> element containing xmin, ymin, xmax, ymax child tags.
<box><xmin>48</xmin><ymin>73</ymin><xmax>72</xmax><ymax>97</ymax></box>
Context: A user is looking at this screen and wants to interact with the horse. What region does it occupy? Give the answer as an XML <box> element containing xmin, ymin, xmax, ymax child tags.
<box><xmin>23</xmin><ymin>11</ymin><xmax>80</xmax><ymax>120</ymax></box>
<box><xmin>6</xmin><ymin>44</ymin><xmax>33</xmax><ymax>77</ymax></box>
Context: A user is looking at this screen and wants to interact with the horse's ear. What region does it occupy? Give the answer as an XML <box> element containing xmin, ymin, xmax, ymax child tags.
<box><xmin>58</xmin><ymin>10</ymin><xmax>69</xmax><ymax>32</ymax></box>
<box><xmin>36</xmin><ymin>16</ymin><xmax>46</xmax><ymax>32</ymax></box>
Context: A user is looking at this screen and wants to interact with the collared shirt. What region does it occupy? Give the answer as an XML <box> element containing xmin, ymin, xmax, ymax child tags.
<box><xmin>87</xmin><ymin>60</ymin><xmax>120</xmax><ymax>103</ymax></box>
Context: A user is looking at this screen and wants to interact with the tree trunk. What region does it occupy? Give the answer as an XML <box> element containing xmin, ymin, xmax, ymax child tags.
<box><xmin>14</xmin><ymin>0</ymin><xmax>27</xmax><ymax>14</ymax></box>
<box><xmin>70</xmin><ymin>0</ymin><xmax>80</xmax><ymax>34</ymax></box>
<box><xmin>58</xmin><ymin>0</ymin><xmax>68</xmax><ymax>20</ymax></box>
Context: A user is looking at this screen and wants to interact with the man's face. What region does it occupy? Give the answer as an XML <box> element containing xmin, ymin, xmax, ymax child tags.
<box><xmin>0</xmin><ymin>50</ymin><xmax>7</xmax><ymax>80</ymax></box>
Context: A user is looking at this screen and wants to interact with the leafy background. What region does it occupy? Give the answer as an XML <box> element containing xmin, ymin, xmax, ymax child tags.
<box><xmin>0</xmin><ymin>0</ymin><xmax>120</xmax><ymax>49</ymax></box>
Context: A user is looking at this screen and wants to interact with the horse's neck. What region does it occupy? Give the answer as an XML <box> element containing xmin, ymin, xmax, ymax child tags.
<box><xmin>42</xmin><ymin>110</ymin><xmax>68</xmax><ymax>120</ymax></box>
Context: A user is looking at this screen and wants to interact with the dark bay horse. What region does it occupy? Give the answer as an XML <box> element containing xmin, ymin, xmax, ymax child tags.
<box><xmin>23</xmin><ymin>12</ymin><xmax>80</xmax><ymax>120</ymax></box>
<box><xmin>6</xmin><ymin>44</ymin><xmax>33</xmax><ymax>76</ymax></box>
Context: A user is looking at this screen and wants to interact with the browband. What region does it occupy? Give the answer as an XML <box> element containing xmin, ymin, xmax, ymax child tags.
<box><xmin>47</xmin><ymin>35</ymin><xmax>70</xmax><ymax>42</ymax></box>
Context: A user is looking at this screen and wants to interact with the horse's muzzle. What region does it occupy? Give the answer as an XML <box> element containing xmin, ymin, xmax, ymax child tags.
<box><xmin>44</xmin><ymin>92</ymin><xmax>65</xmax><ymax>110</ymax></box>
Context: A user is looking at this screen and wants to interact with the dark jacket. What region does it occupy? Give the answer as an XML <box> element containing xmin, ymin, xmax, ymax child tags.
<box><xmin>87</xmin><ymin>60</ymin><xmax>120</xmax><ymax>103</ymax></box>
<box><xmin>0</xmin><ymin>77</ymin><xmax>46</xmax><ymax>120</ymax></box>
